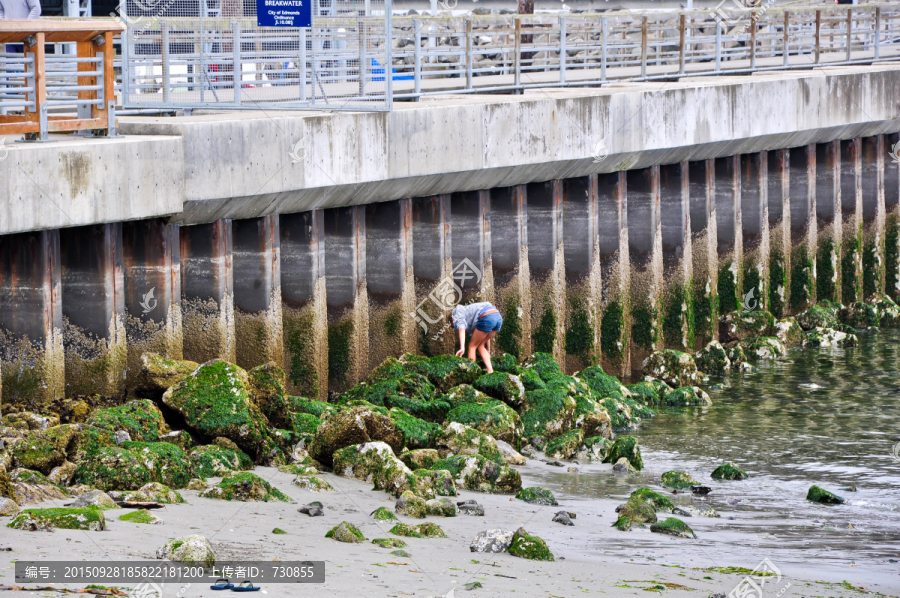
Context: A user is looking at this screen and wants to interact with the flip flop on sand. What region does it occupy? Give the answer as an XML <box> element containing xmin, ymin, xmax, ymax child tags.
<box><xmin>210</xmin><ymin>578</ymin><xmax>234</xmax><ymax>590</ymax></box>
<box><xmin>231</xmin><ymin>581</ymin><xmax>261</xmax><ymax>592</ymax></box>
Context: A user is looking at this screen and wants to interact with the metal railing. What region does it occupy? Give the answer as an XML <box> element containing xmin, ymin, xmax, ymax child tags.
<box><xmin>0</xmin><ymin>19</ymin><xmax>124</xmax><ymax>139</ymax></box>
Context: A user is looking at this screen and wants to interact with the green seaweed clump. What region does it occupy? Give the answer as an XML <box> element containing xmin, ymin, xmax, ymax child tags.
<box><xmin>600</xmin><ymin>300</ymin><xmax>626</xmax><ymax>362</ymax></box>
<box><xmin>389</xmin><ymin>522</ymin><xmax>446</xmax><ymax>538</ymax></box>
<box><xmin>650</xmin><ymin>517</ymin><xmax>697</xmax><ymax>539</ymax></box>
<box><xmin>602</xmin><ymin>436</ymin><xmax>643</xmax><ymax>471</ymax></box>
<box><xmin>515</xmin><ymin>486</ymin><xmax>558</xmax><ymax>506</ymax></box>
<box><xmin>8</xmin><ymin>507</ymin><xmax>105</xmax><ymax>531</ymax></box>
<box><xmin>121</xmin><ymin>442</ymin><xmax>193</xmax><ymax>489</ymax></box>
<box><xmin>629</xmin><ymin>487</ymin><xmax>675</xmax><ymax>513</ymax></box>
<box><xmin>326</xmin><ymin>521</ymin><xmax>365</xmax><ymax>543</ymax></box>
<box><xmin>616</xmin><ymin>497</ymin><xmax>657</xmax><ymax>524</ymax></box>
<box><xmin>372</xmin><ymin>537</ymin><xmax>407</xmax><ymax>548</ymax></box>
<box><xmin>611</xmin><ymin>515</ymin><xmax>632</xmax><ymax>531</ymax></box>
<box><xmin>660</xmin><ymin>470</ymin><xmax>698</xmax><ymax>490</ymax></box>
<box><xmin>662</xmin><ymin>386</ymin><xmax>712</xmax><ymax>407</ymax></box>
<box><xmin>508</xmin><ymin>528</ymin><xmax>554</xmax><ymax>561</ymax></box>
<box><xmin>371</xmin><ymin>506</ymin><xmax>398</xmax><ymax>522</ymax></box>
<box><xmin>201</xmin><ymin>472</ymin><xmax>290</xmax><ymax>502</ymax></box>
<box><xmin>544</xmin><ymin>429</ymin><xmax>585</xmax><ymax>460</ymax></box>
<box><xmin>519</xmin><ymin>388</ymin><xmax>575</xmax><ymax>441</ymax></box>
<box><xmin>711</xmin><ymin>463</ymin><xmax>748</xmax><ymax>480</ymax></box>
<box><xmin>388</xmin><ymin>408</ymin><xmax>441</xmax><ymax>450</ymax></box>
<box><xmin>806</xmin><ymin>485</ymin><xmax>845</xmax><ymax>504</ymax></box>
<box><xmin>86</xmin><ymin>400</ymin><xmax>170</xmax><ymax>443</ymax></box>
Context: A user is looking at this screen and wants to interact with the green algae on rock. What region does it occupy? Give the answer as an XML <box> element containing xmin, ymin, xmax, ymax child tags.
<box><xmin>156</xmin><ymin>535</ymin><xmax>216</xmax><ymax>566</ymax></box>
<box><xmin>576</xmin><ymin>366</ymin><xmax>631</xmax><ymax>401</ymax></box>
<box><xmin>719</xmin><ymin>310</ymin><xmax>775</xmax><ymax>344</ymax></box>
<box><xmin>473</xmin><ymin>372</ymin><xmax>526</xmax><ymax>407</ymax></box>
<box><xmin>8</xmin><ymin>507</ymin><xmax>105</xmax><ymax>531</ymax></box>
<box><xmin>661</xmin><ymin>470</ymin><xmax>699</xmax><ymax>490</ymax></box>
<box><xmin>611</xmin><ymin>515</ymin><xmax>632</xmax><ymax>531</ymax></box>
<box><xmin>544</xmin><ymin>429</ymin><xmax>584</xmax><ymax>460</ymax></box>
<box><xmin>87</xmin><ymin>400</ymin><xmax>170</xmax><ymax>443</ymax></box>
<box><xmin>773</xmin><ymin>317</ymin><xmax>803</xmax><ymax>348</ymax></box>
<box><xmin>400</xmin><ymin>448</ymin><xmax>440</xmax><ymax>471</ymax></box>
<box><xmin>10</xmin><ymin>424</ymin><xmax>78</xmax><ymax>475</ymax></box>
<box><xmin>388</xmin><ymin>408</ymin><xmax>441</xmax><ymax>450</ymax></box>
<box><xmin>515</xmin><ymin>487</ymin><xmax>558</xmax><ymax>506</ymax></box>
<box><xmin>520</xmin><ymin>388</ymin><xmax>576</xmax><ymax>441</ymax></box>
<box><xmin>629</xmin><ymin>488</ymin><xmax>675</xmax><ymax>513</ymax></box>
<box><xmin>445</xmin><ymin>400</ymin><xmax>522</xmax><ymax>443</ymax></box>
<box><xmin>508</xmin><ymin>528</ymin><xmax>554</xmax><ymax>561</ymax></box>
<box><xmin>389</xmin><ymin>521</ymin><xmax>446</xmax><ymax>538</ymax></box>
<box><xmin>740</xmin><ymin>336</ymin><xmax>786</xmax><ymax>360</ymax></box>
<box><xmin>73</xmin><ymin>446</ymin><xmax>155</xmax><ymax>491</ymax></box>
<box><xmin>291</xmin><ymin>476</ymin><xmax>333</xmax><ymax>492</ymax></box>
<box><xmin>122</xmin><ymin>482</ymin><xmax>185</xmax><ymax>504</ymax></box>
<box><xmin>372</xmin><ymin>537</ymin><xmax>407</xmax><ymax>548</ymax></box>
<box><xmin>162</xmin><ymin>360</ymin><xmax>269</xmax><ymax>457</ymax></box>
<box><xmin>434</xmin><ymin>422</ymin><xmax>500</xmax><ymax>460</ymax></box>
<box><xmin>522</xmin><ymin>353</ymin><xmax>563</xmax><ymax>383</ymax></box>
<box><xmin>711</xmin><ymin>463</ymin><xmax>748</xmax><ymax>480</ymax></box>
<box><xmin>626</xmin><ymin>378</ymin><xmax>673</xmax><ymax>406</ymax></box>
<box><xmin>370</xmin><ymin>506</ymin><xmax>398</xmax><ymax>522</ymax></box>
<box><xmin>120</xmin><ymin>442</ymin><xmax>193</xmax><ymax>489</ymax></box>
<box><xmin>616</xmin><ymin>497</ymin><xmax>657</xmax><ymax>524</ymax></box>
<box><xmin>602</xmin><ymin>436</ymin><xmax>643</xmax><ymax>471</ymax></box>
<box><xmin>190</xmin><ymin>444</ymin><xmax>254</xmax><ymax>478</ymax></box>
<box><xmin>806</xmin><ymin>485</ymin><xmax>845</xmax><ymax>504</ymax></box>
<box><xmin>201</xmin><ymin>472</ymin><xmax>290</xmax><ymax>502</ymax></box>
<box><xmin>650</xmin><ymin>517</ymin><xmax>697</xmax><ymax>539</ymax></box>
<box><xmin>430</xmin><ymin>454</ymin><xmax>521</xmax><ymax>494</ymax></box>
<box><xmin>802</xmin><ymin>327</ymin><xmax>858</xmax><ymax>348</ymax></box>
<box><xmin>309</xmin><ymin>405</ymin><xmax>403</xmax><ymax>466</ymax></box>
<box><xmin>394</xmin><ymin>490</ymin><xmax>427</xmax><ymax>518</ymax></box>
<box><xmin>641</xmin><ymin>350</ymin><xmax>702</xmax><ymax>387</ymax></box>
<box><xmin>661</xmin><ymin>386</ymin><xmax>712</xmax><ymax>407</ymax></box>
<box><xmin>401</xmin><ymin>354</ymin><xmax>483</xmax><ymax>392</ymax></box>
<box><xmin>332</xmin><ymin>441</ymin><xmax>413</xmax><ymax>497</ymax></box>
<box><xmin>134</xmin><ymin>353</ymin><xmax>199</xmax><ymax>399</ymax></box>
<box><xmin>425</xmin><ymin>497</ymin><xmax>457</xmax><ymax>517</ymax></box>
<box><xmin>119</xmin><ymin>509</ymin><xmax>161</xmax><ymax>524</ymax></box>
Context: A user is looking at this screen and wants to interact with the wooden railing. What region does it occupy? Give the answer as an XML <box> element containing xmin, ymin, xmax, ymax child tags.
<box><xmin>0</xmin><ymin>19</ymin><xmax>126</xmax><ymax>140</ymax></box>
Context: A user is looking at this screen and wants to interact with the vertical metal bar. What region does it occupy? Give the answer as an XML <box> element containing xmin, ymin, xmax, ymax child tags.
<box><xmin>514</xmin><ymin>17</ymin><xmax>521</xmax><ymax>90</ymax></box>
<box><xmin>559</xmin><ymin>16</ymin><xmax>566</xmax><ymax>84</ymax></box>
<box><xmin>414</xmin><ymin>18</ymin><xmax>421</xmax><ymax>95</ymax></box>
<box><xmin>641</xmin><ymin>15</ymin><xmax>648</xmax><ymax>79</ymax></box>
<box><xmin>120</xmin><ymin>0</ymin><xmax>130</xmax><ymax>104</ymax></box>
<box><xmin>358</xmin><ymin>21</ymin><xmax>365</xmax><ymax>97</ymax></box>
<box><xmin>815</xmin><ymin>9</ymin><xmax>821</xmax><ymax>63</ymax></box>
<box><xmin>846</xmin><ymin>7</ymin><xmax>852</xmax><ymax>62</ymax></box>
<box><xmin>233</xmin><ymin>22</ymin><xmax>241</xmax><ymax>105</ymax></box>
<box><xmin>715</xmin><ymin>20</ymin><xmax>721</xmax><ymax>72</ymax></box>
<box><xmin>466</xmin><ymin>18</ymin><xmax>473</xmax><ymax>90</ymax></box>
<box><xmin>601</xmin><ymin>16</ymin><xmax>607</xmax><ymax>82</ymax></box>
<box><xmin>162</xmin><ymin>22</ymin><xmax>171</xmax><ymax>104</ymax></box>
<box><xmin>750</xmin><ymin>11</ymin><xmax>757</xmax><ymax>68</ymax></box>
<box><xmin>385</xmin><ymin>0</ymin><xmax>393</xmax><ymax>109</ymax></box>
<box><xmin>783</xmin><ymin>11</ymin><xmax>790</xmax><ymax>67</ymax></box>
<box><xmin>678</xmin><ymin>13</ymin><xmax>685</xmax><ymax>74</ymax></box>
<box><xmin>300</xmin><ymin>27</ymin><xmax>307</xmax><ymax>101</ymax></box>
<box><xmin>875</xmin><ymin>7</ymin><xmax>881</xmax><ymax>60</ymax></box>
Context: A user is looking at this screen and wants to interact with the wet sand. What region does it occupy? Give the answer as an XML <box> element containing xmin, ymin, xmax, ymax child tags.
<box><xmin>0</xmin><ymin>459</ymin><xmax>890</xmax><ymax>598</ymax></box>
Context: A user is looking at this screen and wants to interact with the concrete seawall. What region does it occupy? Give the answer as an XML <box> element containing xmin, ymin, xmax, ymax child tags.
<box><xmin>1</xmin><ymin>65</ymin><xmax>900</xmax><ymax>404</ymax></box>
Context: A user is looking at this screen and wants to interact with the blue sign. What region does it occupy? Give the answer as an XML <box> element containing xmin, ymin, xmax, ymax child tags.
<box><xmin>256</xmin><ymin>0</ymin><xmax>311</xmax><ymax>27</ymax></box>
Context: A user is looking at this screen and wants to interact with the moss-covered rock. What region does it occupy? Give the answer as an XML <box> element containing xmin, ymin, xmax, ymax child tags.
<box><xmin>390</xmin><ymin>521</ymin><xmax>446</xmax><ymax>538</ymax></box>
<box><xmin>425</xmin><ymin>497</ymin><xmax>457</xmax><ymax>517</ymax></box>
<box><xmin>68</xmin><ymin>489</ymin><xmax>119</xmax><ymax>510</ymax></box>
<box><xmin>200</xmin><ymin>472</ymin><xmax>290</xmax><ymax>502</ymax></box>
<box><xmin>802</xmin><ymin>327</ymin><xmax>858</xmax><ymax>348</ymax></box>
<box><xmin>162</xmin><ymin>360</ymin><xmax>269</xmax><ymax>458</ymax></box>
<box><xmin>120</xmin><ymin>442</ymin><xmax>192</xmax><ymax>489</ymax></box>
<box><xmin>2</xmin><ymin>412</ymin><xmax>59</xmax><ymax>431</ymax></box>
<box><xmin>521</xmin><ymin>353</ymin><xmax>562</xmax><ymax>382</ymax></box>
<box><xmin>156</xmin><ymin>535</ymin><xmax>216</xmax><ymax>566</ymax></box>
<box><xmin>508</xmin><ymin>528</ymin><xmax>554</xmax><ymax>561</ymax></box>
<box><xmin>660</xmin><ymin>470</ymin><xmax>698</xmax><ymax>490</ymax></box>
<box><xmin>291</xmin><ymin>476</ymin><xmax>333</xmax><ymax>492</ymax></box>
<box><xmin>189</xmin><ymin>444</ymin><xmax>254</xmax><ymax>478</ymax></box>
<box><xmin>73</xmin><ymin>446</ymin><xmax>154</xmax><ymax>491</ymax></box>
<box><xmin>434</xmin><ymin>422</ymin><xmax>500</xmax><ymax>460</ymax></box>
<box><xmin>11</xmin><ymin>424</ymin><xmax>78</xmax><ymax>475</ymax></box>
<box><xmin>641</xmin><ymin>350</ymin><xmax>702</xmax><ymax>387</ymax></box>
<box><xmin>602</xmin><ymin>436</ymin><xmax>643</xmax><ymax>471</ymax></box>
<box><xmin>693</xmin><ymin>341</ymin><xmax>731</xmax><ymax>375</ymax></box>
<box><xmin>186</xmin><ymin>478</ymin><xmax>209</xmax><ymax>491</ymax></box>
<box><xmin>400</xmin><ymin>448</ymin><xmax>440</xmax><ymax>471</ymax></box>
<box><xmin>401</xmin><ymin>354</ymin><xmax>483</xmax><ymax>392</ymax></box>
<box><xmin>626</xmin><ymin>378</ymin><xmax>673</xmax><ymax>407</ymax></box>
<box><xmin>515</xmin><ymin>369</ymin><xmax>547</xmax><ymax>391</ymax></box>
<box><xmin>87</xmin><ymin>400</ymin><xmax>170</xmax><ymax>443</ymax></box>
<box><xmin>493</xmin><ymin>352</ymin><xmax>518</xmax><ymax>373</ymax></box>
<box><xmin>333</xmin><ymin>441</ymin><xmax>413</xmax><ymax>497</ymax></box>
<box><xmin>616</xmin><ymin>497</ymin><xmax>657</xmax><ymax>524</ymax></box>
<box><xmin>520</xmin><ymin>389</ymin><xmax>576</xmax><ymax>441</ymax></box>
<box><xmin>662</xmin><ymin>386</ymin><xmax>712</xmax><ymax>407</ymax></box>
<box><xmin>8</xmin><ymin>507</ymin><xmax>105</xmax><ymax>531</ymax></box>
<box><xmin>840</xmin><ymin>301</ymin><xmax>880</xmax><ymax>329</ymax></box>
<box><xmin>135</xmin><ymin>353</ymin><xmax>199</xmax><ymax>399</ymax></box>
<box><xmin>544</xmin><ymin>429</ymin><xmax>584</xmax><ymax>460</ymax></box>
<box><xmin>572</xmin><ymin>393</ymin><xmax>613</xmax><ymax>439</ymax></box>
<box><xmin>247</xmin><ymin>362</ymin><xmax>294</xmax><ymax>430</ymax></box>
<box><xmin>515</xmin><ymin>486</ymin><xmax>558</xmax><ymax>506</ymax></box>
<box><xmin>740</xmin><ymin>336</ymin><xmax>786</xmax><ymax>360</ymax></box>
<box><xmin>123</xmin><ymin>482</ymin><xmax>185</xmax><ymax>504</ymax></box>
<box><xmin>431</xmin><ymin>454</ymin><xmax>522</xmax><ymax>494</ymax></box>
<box><xmin>473</xmin><ymin>373</ymin><xmax>525</xmax><ymax>408</ymax></box>
<box><xmin>773</xmin><ymin>317</ymin><xmax>803</xmax><ymax>347</ymax></box>
<box><xmin>445</xmin><ymin>399</ymin><xmax>522</xmax><ymax>443</ymax></box>
<box><xmin>611</xmin><ymin>515</ymin><xmax>632</xmax><ymax>531</ymax></box>
<box><xmin>581</xmin><ymin>436</ymin><xmax>612</xmax><ymax>462</ymax></box>
<box><xmin>394</xmin><ymin>490</ymin><xmax>427</xmax><ymax>518</ymax></box>
<box><xmin>711</xmin><ymin>463</ymin><xmax>748</xmax><ymax>480</ymax></box>
<box><xmin>797</xmin><ymin>302</ymin><xmax>841</xmax><ymax>330</ymax></box>
<box><xmin>719</xmin><ymin>310</ymin><xmax>775</xmax><ymax>343</ymax></box>
<box><xmin>157</xmin><ymin>430</ymin><xmax>196</xmax><ymax>452</ymax></box>
<box><xmin>866</xmin><ymin>292</ymin><xmax>900</xmax><ymax>327</ymax></box>
<box><xmin>629</xmin><ymin>488</ymin><xmax>675</xmax><ymax>513</ymax></box>
<box><xmin>372</xmin><ymin>537</ymin><xmax>407</xmax><ymax>548</ymax></box>
<box><xmin>576</xmin><ymin>366</ymin><xmax>631</xmax><ymax>401</ymax></box>
<box><xmin>389</xmin><ymin>408</ymin><xmax>441</xmax><ymax>450</ymax></box>
<box><xmin>405</xmin><ymin>468</ymin><xmax>457</xmax><ymax>499</ymax></box>
<box><xmin>0</xmin><ymin>497</ymin><xmax>20</xmax><ymax>517</ymax></box>
<box><xmin>309</xmin><ymin>405</ymin><xmax>403</xmax><ymax>466</ymax></box>
<box><xmin>806</xmin><ymin>485</ymin><xmax>845</xmax><ymax>504</ymax></box>
<box><xmin>371</xmin><ymin>506</ymin><xmax>398</xmax><ymax>522</ymax></box>
<box><xmin>340</xmin><ymin>376</ymin><xmax>448</xmax><ymax>423</ymax></box>
<box><xmin>119</xmin><ymin>509</ymin><xmax>161</xmax><ymax>525</ymax></box>
<box><xmin>442</xmin><ymin>384</ymin><xmax>492</xmax><ymax>408</ymax></box>
<box><xmin>650</xmin><ymin>517</ymin><xmax>696</xmax><ymax>539</ymax></box>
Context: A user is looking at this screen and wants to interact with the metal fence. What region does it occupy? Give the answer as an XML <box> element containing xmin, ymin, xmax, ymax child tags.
<box><xmin>118</xmin><ymin>3</ymin><xmax>900</xmax><ymax>111</ymax></box>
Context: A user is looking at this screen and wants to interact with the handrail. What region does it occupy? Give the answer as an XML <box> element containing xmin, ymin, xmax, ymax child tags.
<box><xmin>0</xmin><ymin>18</ymin><xmax>126</xmax><ymax>140</ymax></box>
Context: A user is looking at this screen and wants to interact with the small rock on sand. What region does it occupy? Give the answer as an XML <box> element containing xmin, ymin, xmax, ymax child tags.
<box><xmin>457</xmin><ymin>500</ymin><xmax>484</xmax><ymax>516</ymax></box>
<box><xmin>470</xmin><ymin>529</ymin><xmax>514</xmax><ymax>553</ymax></box>
<box><xmin>552</xmin><ymin>511</ymin><xmax>574</xmax><ymax>526</ymax></box>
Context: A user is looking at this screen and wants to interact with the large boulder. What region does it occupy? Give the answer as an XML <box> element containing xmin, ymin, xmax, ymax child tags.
<box><xmin>308</xmin><ymin>405</ymin><xmax>403</xmax><ymax>465</ymax></box>
<box><xmin>247</xmin><ymin>362</ymin><xmax>293</xmax><ymax>430</ymax></box>
<box><xmin>602</xmin><ymin>436</ymin><xmax>643</xmax><ymax>471</ymax></box>
<box><xmin>431</xmin><ymin>454</ymin><xmax>522</xmax><ymax>494</ymax></box>
<box><xmin>866</xmin><ymin>292</ymin><xmax>900</xmax><ymax>327</ymax></box>
<box><xmin>521</xmin><ymin>353</ymin><xmax>562</xmax><ymax>382</ymax></box>
<box><xmin>508</xmin><ymin>528</ymin><xmax>554</xmax><ymax>561</ymax></box>
<box><xmin>650</xmin><ymin>517</ymin><xmax>697</xmax><ymax>539</ymax></box>
<box><xmin>86</xmin><ymin>400</ymin><xmax>170</xmax><ymax>443</ymax></box>
<box><xmin>662</xmin><ymin>386</ymin><xmax>712</xmax><ymax>406</ymax></box>
<box><xmin>2</xmin><ymin>412</ymin><xmax>59</xmax><ymax>431</ymax></box>
<box><xmin>134</xmin><ymin>353</ymin><xmax>199</xmax><ymax>399</ymax></box>
<box><xmin>332</xmin><ymin>442</ymin><xmax>413</xmax><ymax>497</ymax></box>
<box><xmin>189</xmin><ymin>444</ymin><xmax>254</xmax><ymax>477</ymax></box>
<box><xmin>544</xmin><ymin>430</ymin><xmax>584</xmax><ymax>460</ymax></box>
<box><xmin>641</xmin><ymin>350</ymin><xmax>702</xmax><ymax>387</ymax></box>
<box><xmin>719</xmin><ymin>310</ymin><xmax>775</xmax><ymax>343</ymax></box>
<box><xmin>473</xmin><ymin>372</ymin><xmax>526</xmax><ymax>408</ymax></box>
<box><xmin>119</xmin><ymin>442</ymin><xmax>193</xmax><ymax>489</ymax></box>
<box><xmin>434</xmin><ymin>422</ymin><xmax>500</xmax><ymax>460</ymax></box>
<box><xmin>400</xmin><ymin>354</ymin><xmax>482</xmax><ymax>391</ymax></box>
<box><xmin>445</xmin><ymin>399</ymin><xmax>522</xmax><ymax>443</ymax></box>
<box><xmin>8</xmin><ymin>507</ymin><xmax>105</xmax><ymax>531</ymax></box>
<box><xmin>470</xmin><ymin>529</ymin><xmax>514</xmax><ymax>553</ymax></box>
<box><xmin>739</xmin><ymin>336</ymin><xmax>786</xmax><ymax>360</ymax></box>
<box><xmin>625</xmin><ymin>378</ymin><xmax>672</xmax><ymax>407</ymax></box>
<box><xmin>840</xmin><ymin>301</ymin><xmax>880</xmax><ymax>329</ymax></box>
<box><xmin>201</xmin><ymin>472</ymin><xmax>290</xmax><ymax>502</ymax></box>
<box><xmin>388</xmin><ymin>408</ymin><xmax>441</xmax><ymax>450</ymax></box>
<box><xmin>802</xmin><ymin>327</ymin><xmax>858</xmax><ymax>348</ymax></box>
<box><xmin>797</xmin><ymin>302</ymin><xmax>841</xmax><ymax>330</ymax></box>
<box><xmin>572</xmin><ymin>393</ymin><xmax>613</xmax><ymax>439</ymax></box>
<box><xmin>520</xmin><ymin>388</ymin><xmax>576</xmax><ymax>441</ymax></box>
<box><xmin>10</xmin><ymin>424</ymin><xmax>78</xmax><ymax>475</ymax></box>
<box><xmin>162</xmin><ymin>360</ymin><xmax>269</xmax><ymax>457</ymax></box>
<box><xmin>616</xmin><ymin>497</ymin><xmax>657</xmax><ymax>524</ymax></box>
<box><xmin>693</xmin><ymin>341</ymin><xmax>731</xmax><ymax>375</ymax></box>
<box><xmin>576</xmin><ymin>366</ymin><xmax>631</xmax><ymax>401</ymax></box>
<box><xmin>73</xmin><ymin>446</ymin><xmax>154</xmax><ymax>491</ymax></box>
<box><xmin>156</xmin><ymin>535</ymin><xmax>216</xmax><ymax>566</ymax></box>
<box><xmin>773</xmin><ymin>317</ymin><xmax>803</xmax><ymax>347</ymax></box>
<box><xmin>340</xmin><ymin>374</ymin><xmax>448</xmax><ymax>423</ymax></box>
<box><xmin>123</xmin><ymin>482</ymin><xmax>185</xmax><ymax>504</ymax></box>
